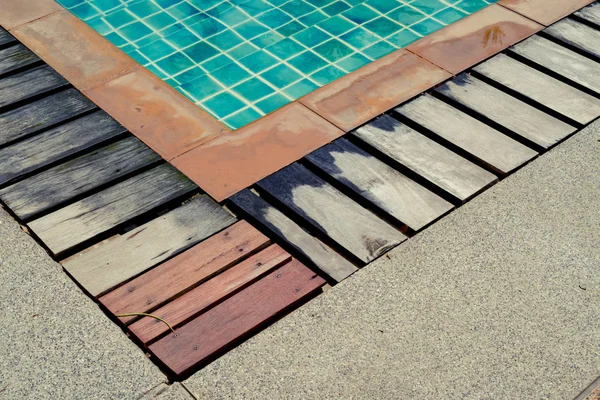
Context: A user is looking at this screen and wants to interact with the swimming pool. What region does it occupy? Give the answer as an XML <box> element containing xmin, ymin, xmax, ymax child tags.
<box><xmin>56</xmin><ymin>0</ymin><xmax>497</xmax><ymax>128</ymax></box>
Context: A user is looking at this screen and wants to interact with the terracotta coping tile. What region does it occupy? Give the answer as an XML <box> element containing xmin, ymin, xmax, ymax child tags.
<box><xmin>171</xmin><ymin>103</ymin><xmax>343</xmax><ymax>202</ymax></box>
<box><xmin>83</xmin><ymin>66</ymin><xmax>229</xmax><ymax>160</ymax></box>
<box><xmin>10</xmin><ymin>10</ymin><xmax>137</xmax><ymax>90</ymax></box>
<box><xmin>300</xmin><ymin>49</ymin><xmax>451</xmax><ymax>132</ymax></box>
<box><xmin>0</xmin><ymin>0</ymin><xmax>63</xmax><ymax>31</ymax></box>
<box><xmin>407</xmin><ymin>4</ymin><xmax>543</xmax><ymax>75</ymax></box>
<box><xmin>499</xmin><ymin>0</ymin><xmax>596</xmax><ymax>26</ymax></box>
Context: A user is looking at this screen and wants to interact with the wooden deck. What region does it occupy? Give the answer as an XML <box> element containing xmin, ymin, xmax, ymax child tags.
<box><xmin>1</xmin><ymin>2</ymin><xmax>600</xmax><ymax>380</ymax></box>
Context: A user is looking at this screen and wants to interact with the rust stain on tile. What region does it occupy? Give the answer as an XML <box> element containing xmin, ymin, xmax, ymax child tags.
<box><xmin>407</xmin><ymin>4</ymin><xmax>542</xmax><ymax>75</ymax></box>
<box><xmin>499</xmin><ymin>0</ymin><xmax>596</xmax><ymax>25</ymax></box>
<box><xmin>0</xmin><ymin>0</ymin><xmax>63</xmax><ymax>31</ymax></box>
<box><xmin>84</xmin><ymin>66</ymin><xmax>229</xmax><ymax>160</ymax></box>
<box><xmin>300</xmin><ymin>49</ymin><xmax>451</xmax><ymax>132</ymax></box>
<box><xmin>172</xmin><ymin>103</ymin><xmax>343</xmax><ymax>201</ymax></box>
<box><xmin>10</xmin><ymin>11</ymin><xmax>136</xmax><ymax>90</ymax></box>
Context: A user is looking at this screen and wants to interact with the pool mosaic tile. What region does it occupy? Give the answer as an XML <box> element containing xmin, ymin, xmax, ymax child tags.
<box><xmin>55</xmin><ymin>0</ymin><xmax>498</xmax><ymax>128</ymax></box>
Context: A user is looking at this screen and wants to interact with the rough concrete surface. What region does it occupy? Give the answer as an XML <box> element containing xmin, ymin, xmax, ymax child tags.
<box><xmin>184</xmin><ymin>120</ymin><xmax>600</xmax><ymax>399</ymax></box>
<box><xmin>0</xmin><ymin>206</ymin><xmax>167</xmax><ymax>399</ymax></box>
<box><xmin>139</xmin><ymin>383</ymin><xmax>195</xmax><ymax>399</ymax></box>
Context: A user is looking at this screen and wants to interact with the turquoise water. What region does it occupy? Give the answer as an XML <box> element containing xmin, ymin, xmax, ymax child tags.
<box><xmin>57</xmin><ymin>0</ymin><xmax>497</xmax><ymax>128</ymax></box>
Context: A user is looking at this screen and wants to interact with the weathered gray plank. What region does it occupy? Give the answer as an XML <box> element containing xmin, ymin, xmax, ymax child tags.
<box><xmin>544</xmin><ymin>18</ymin><xmax>600</xmax><ymax>59</ymax></box>
<box><xmin>0</xmin><ymin>137</ymin><xmax>161</xmax><ymax>220</ymax></box>
<box><xmin>575</xmin><ymin>2</ymin><xmax>600</xmax><ymax>27</ymax></box>
<box><xmin>0</xmin><ymin>28</ymin><xmax>15</xmax><ymax>47</ymax></box>
<box><xmin>256</xmin><ymin>163</ymin><xmax>405</xmax><ymax>264</ymax></box>
<box><xmin>511</xmin><ymin>35</ymin><xmax>600</xmax><ymax>95</ymax></box>
<box><xmin>0</xmin><ymin>111</ymin><xmax>126</xmax><ymax>185</ymax></box>
<box><xmin>0</xmin><ymin>44</ymin><xmax>39</xmax><ymax>76</ymax></box>
<box><xmin>0</xmin><ymin>65</ymin><xmax>68</xmax><ymax>108</ymax></box>
<box><xmin>352</xmin><ymin>115</ymin><xmax>497</xmax><ymax>202</ymax></box>
<box><xmin>305</xmin><ymin>138</ymin><xmax>454</xmax><ymax>230</ymax></box>
<box><xmin>435</xmin><ymin>74</ymin><xmax>576</xmax><ymax>148</ymax></box>
<box><xmin>474</xmin><ymin>54</ymin><xmax>600</xmax><ymax>125</ymax></box>
<box><xmin>29</xmin><ymin>164</ymin><xmax>197</xmax><ymax>254</ymax></box>
<box><xmin>0</xmin><ymin>88</ymin><xmax>96</xmax><ymax>146</ymax></box>
<box><xmin>397</xmin><ymin>94</ymin><xmax>538</xmax><ymax>173</ymax></box>
<box><xmin>230</xmin><ymin>189</ymin><xmax>358</xmax><ymax>282</ymax></box>
<box><xmin>62</xmin><ymin>195</ymin><xmax>236</xmax><ymax>297</ymax></box>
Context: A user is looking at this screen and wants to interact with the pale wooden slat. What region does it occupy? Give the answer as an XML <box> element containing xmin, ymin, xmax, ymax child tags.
<box><xmin>29</xmin><ymin>164</ymin><xmax>197</xmax><ymax>255</ymax></box>
<box><xmin>474</xmin><ymin>54</ymin><xmax>600</xmax><ymax>125</ymax></box>
<box><xmin>0</xmin><ymin>28</ymin><xmax>15</xmax><ymax>47</ymax></box>
<box><xmin>0</xmin><ymin>111</ymin><xmax>127</xmax><ymax>186</ymax></box>
<box><xmin>62</xmin><ymin>195</ymin><xmax>236</xmax><ymax>297</ymax></box>
<box><xmin>0</xmin><ymin>88</ymin><xmax>96</xmax><ymax>146</ymax></box>
<box><xmin>544</xmin><ymin>18</ymin><xmax>600</xmax><ymax>59</ymax></box>
<box><xmin>0</xmin><ymin>65</ymin><xmax>68</xmax><ymax>108</ymax></box>
<box><xmin>511</xmin><ymin>35</ymin><xmax>600</xmax><ymax>95</ymax></box>
<box><xmin>435</xmin><ymin>74</ymin><xmax>576</xmax><ymax>148</ymax></box>
<box><xmin>229</xmin><ymin>189</ymin><xmax>358</xmax><ymax>282</ymax></box>
<box><xmin>0</xmin><ymin>137</ymin><xmax>161</xmax><ymax>220</ymax></box>
<box><xmin>397</xmin><ymin>94</ymin><xmax>538</xmax><ymax>174</ymax></box>
<box><xmin>575</xmin><ymin>2</ymin><xmax>600</xmax><ymax>26</ymax></box>
<box><xmin>256</xmin><ymin>163</ymin><xmax>405</xmax><ymax>264</ymax></box>
<box><xmin>0</xmin><ymin>44</ymin><xmax>39</xmax><ymax>76</ymax></box>
<box><xmin>352</xmin><ymin>115</ymin><xmax>498</xmax><ymax>201</ymax></box>
<box><xmin>305</xmin><ymin>138</ymin><xmax>454</xmax><ymax>230</ymax></box>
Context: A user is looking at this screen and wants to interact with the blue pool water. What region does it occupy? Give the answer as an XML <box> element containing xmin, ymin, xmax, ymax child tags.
<box><xmin>57</xmin><ymin>0</ymin><xmax>497</xmax><ymax>128</ymax></box>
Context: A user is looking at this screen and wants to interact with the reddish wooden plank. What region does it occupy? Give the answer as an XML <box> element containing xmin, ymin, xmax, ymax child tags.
<box><xmin>149</xmin><ymin>259</ymin><xmax>325</xmax><ymax>375</ymax></box>
<box><xmin>100</xmin><ymin>220</ymin><xmax>269</xmax><ymax>323</ymax></box>
<box><xmin>129</xmin><ymin>244</ymin><xmax>291</xmax><ymax>344</ymax></box>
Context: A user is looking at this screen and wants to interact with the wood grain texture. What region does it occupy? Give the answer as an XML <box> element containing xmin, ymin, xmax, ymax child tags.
<box><xmin>0</xmin><ymin>137</ymin><xmax>160</xmax><ymax>220</ymax></box>
<box><xmin>29</xmin><ymin>164</ymin><xmax>197</xmax><ymax>254</ymax></box>
<box><xmin>0</xmin><ymin>28</ymin><xmax>16</xmax><ymax>47</ymax></box>
<box><xmin>62</xmin><ymin>195</ymin><xmax>236</xmax><ymax>297</ymax></box>
<box><xmin>474</xmin><ymin>54</ymin><xmax>600</xmax><ymax>125</ymax></box>
<box><xmin>396</xmin><ymin>94</ymin><xmax>538</xmax><ymax>174</ymax></box>
<box><xmin>129</xmin><ymin>244</ymin><xmax>291</xmax><ymax>344</ymax></box>
<box><xmin>435</xmin><ymin>74</ymin><xmax>576</xmax><ymax>148</ymax></box>
<box><xmin>305</xmin><ymin>138</ymin><xmax>454</xmax><ymax>230</ymax></box>
<box><xmin>229</xmin><ymin>189</ymin><xmax>358</xmax><ymax>282</ymax></box>
<box><xmin>149</xmin><ymin>259</ymin><xmax>324</xmax><ymax>376</ymax></box>
<box><xmin>0</xmin><ymin>44</ymin><xmax>39</xmax><ymax>76</ymax></box>
<box><xmin>352</xmin><ymin>115</ymin><xmax>497</xmax><ymax>202</ymax></box>
<box><xmin>257</xmin><ymin>163</ymin><xmax>405</xmax><ymax>264</ymax></box>
<box><xmin>0</xmin><ymin>88</ymin><xmax>96</xmax><ymax>146</ymax></box>
<box><xmin>0</xmin><ymin>65</ymin><xmax>67</xmax><ymax>108</ymax></box>
<box><xmin>100</xmin><ymin>220</ymin><xmax>269</xmax><ymax>323</ymax></box>
<box><xmin>575</xmin><ymin>2</ymin><xmax>600</xmax><ymax>27</ymax></box>
<box><xmin>0</xmin><ymin>111</ymin><xmax>126</xmax><ymax>186</ymax></box>
<box><xmin>544</xmin><ymin>18</ymin><xmax>600</xmax><ymax>59</ymax></box>
<box><xmin>511</xmin><ymin>35</ymin><xmax>600</xmax><ymax>95</ymax></box>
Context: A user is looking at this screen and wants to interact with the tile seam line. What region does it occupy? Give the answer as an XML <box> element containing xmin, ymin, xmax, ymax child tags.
<box><xmin>3</xmin><ymin>9</ymin><xmax>64</xmax><ymax>32</ymax></box>
<box><xmin>495</xmin><ymin>2</ymin><xmax>553</xmax><ymax>26</ymax></box>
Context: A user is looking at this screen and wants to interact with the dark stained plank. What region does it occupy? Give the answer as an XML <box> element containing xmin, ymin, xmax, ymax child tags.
<box><xmin>474</xmin><ymin>54</ymin><xmax>600</xmax><ymax>125</ymax></box>
<box><xmin>544</xmin><ymin>18</ymin><xmax>600</xmax><ymax>59</ymax></box>
<box><xmin>0</xmin><ymin>137</ymin><xmax>160</xmax><ymax>220</ymax></box>
<box><xmin>305</xmin><ymin>138</ymin><xmax>454</xmax><ymax>230</ymax></box>
<box><xmin>435</xmin><ymin>74</ymin><xmax>576</xmax><ymax>148</ymax></box>
<box><xmin>0</xmin><ymin>65</ymin><xmax>68</xmax><ymax>108</ymax></box>
<box><xmin>100</xmin><ymin>220</ymin><xmax>270</xmax><ymax>323</ymax></box>
<box><xmin>0</xmin><ymin>88</ymin><xmax>96</xmax><ymax>146</ymax></box>
<box><xmin>129</xmin><ymin>244</ymin><xmax>291</xmax><ymax>344</ymax></box>
<box><xmin>62</xmin><ymin>195</ymin><xmax>236</xmax><ymax>297</ymax></box>
<box><xmin>0</xmin><ymin>28</ymin><xmax>15</xmax><ymax>47</ymax></box>
<box><xmin>511</xmin><ymin>35</ymin><xmax>600</xmax><ymax>95</ymax></box>
<box><xmin>149</xmin><ymin>259</ymin><xmax>325</xmax><ymax>376</ymax></box>
<box><xmin>0</xmin><ymin>111</ymin><xmax>126</xmax><ymax>186</ymax></box>
<box><xmin>352</xmin><ymin>115</ymin><xmax>498</xmax><ymax>202</ymax></box>
<box><xmin>396</xmin><ymin>94</ymin><xmax>538</xmax><ymax>174</ymax></box>
<box><xmin>575</xmin><ymin>2</ymin><xmax>600</xmax><ymax>27</ymax></box>
<box><xmin>29</xmin><ymin>164</ymin><xmax>197</xmax><ymax>255</ymax></box>
<box><xmin>229</xmin><ymin>189</ymin><xmax>358</xmax><ymax>282</ymax></box>
<box><xmin>0</xmin><ymin>44</ymin><xmax>39</xmax><ymax>76</ymax></box>
<box><xmin>257</xmin><ymin>163</ymin><xmax>405</xmax><ymax>264</ymax></box>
